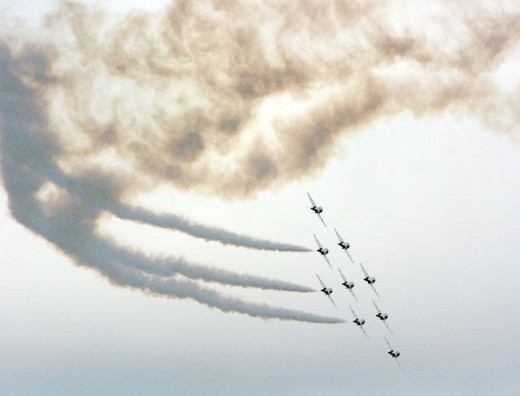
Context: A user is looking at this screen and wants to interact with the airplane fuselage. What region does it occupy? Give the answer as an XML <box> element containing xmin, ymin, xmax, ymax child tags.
<box><xmin>338</xmin><ymin>241</ymin><xmax>350</xmax><ymax>250</ymax></box>
<box><xmin>321</xmin><ymin>287</ymin><xmax>333</xmax><ymax>295</ymax></box>
<box><xmin>364</xmin><ymin>276</ymin><xmax>376</xmax><ymax>284</ymax></box>
<box><xmin>318</xmin><ymin>248</ymin><xmax>329</xmax><ymax>255</ymax></box>
<box><xmin>388</xmin><ymin>351</ymin><xmax>400</xmax><ymax>358</ymax></box>
<box><xmin>311</xmin><ymin>206</ymin><xmax>323</xmax><ymax>214</ymax></box>
<box><xmin>377</xmin><ymin>313</ymin><xmax>388</xmax><ymax>320</ymax></box>
<box><xmin>342</xmin><ymin>281</ymin><xmax>354</xmax><ymax>289</ymax></box>
<box><xmin>354</xmin><ymin>318</ymin><xmax>365</xmax><ymax>326</ymax></box>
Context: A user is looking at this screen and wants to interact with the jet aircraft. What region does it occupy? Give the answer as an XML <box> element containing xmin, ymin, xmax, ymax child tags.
<box><xmin>338</xmin><ymin>268</ymin><xmax>358</xmax><ymax>301</ymax></box>
<box><xmin>314</xmin><ymin>234</ymin><xmax>332</xmax><ymax>268</ymax></box>
<box><xmin>316</xmin><ymin>274</ymin><xmax>336</xmax><ymax>307</ymax></box>
<box><xmin>385</xmin><ymin>337</ymin><xmax>404</xmax><ymax>370</ymax></box>
<box><xmin>372</xmin><ymin>299</ymin><xmax>393</xmax><ymax>334</ymax></box>
<box><xmin>307</xmin><ymin>193</ymin><xmax>327</xmax><ymax>227</ymax></box>
<box><xmin>360</xmin><ymin>262</ymin><xmax>380</xmax><ymax>297</ymax></box>
<box><xmin>334</xmin><ymin>228</ymin><xmax>354</xmax><ymax>263</ymax></box>
<box><xmin>349</xmin><ymin>305</ymin><xmax>369</xmax><ymax>339</ymax></box>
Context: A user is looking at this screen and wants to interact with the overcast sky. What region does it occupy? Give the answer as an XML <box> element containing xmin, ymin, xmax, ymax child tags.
<box><xmin>1</xmin><ymin>1</ymin><xmax>520</xmax><ymax>395</ymax></box>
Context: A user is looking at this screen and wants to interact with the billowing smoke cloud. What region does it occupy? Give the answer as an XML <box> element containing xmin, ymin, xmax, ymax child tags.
<box><xmin>1</xmin><ymin>0</ymin><xmax>520</xmax><ymax>321</ymax></box>
<box><xmin>28</xmin><ymin>0</ymin><xmax>520</xmax><ymax>199</ymax></box>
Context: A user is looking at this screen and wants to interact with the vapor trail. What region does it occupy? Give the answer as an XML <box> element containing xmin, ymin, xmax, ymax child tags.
<box><xmin>109</xmin><ymin>204</ymin><xmax>311</xmax><ymax>252</ymax></box>
<box><xmin>31</xmin><ymin>143</ymin><xmax>310</xmax><ymax>253</ymax></box>
<box><xmin>25</xmin><ymin>131</ymin><xmax>310</xmax><ymax>253</ymax></box>
<box><xmin>0</xmin><ymin>44</ymin><xmax>338</xmax><ymax>322</ymax></box>
<box><xmin>10</xmin><ymin>140</ymin><xmax>312</xmax><ymax>291</ymax></box>
<box><xmin>90</xmin><ymin>237</ymin><xmax>314</xmax><ymax>292</ymax></box>
<box><xmin>103</xmin><ymin>262</ymin><xmax>343</xmax><ymax>323</ymax></box>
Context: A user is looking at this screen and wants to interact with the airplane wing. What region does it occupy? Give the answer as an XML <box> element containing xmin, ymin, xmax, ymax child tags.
<box><xmin>395</xmin><ymin>359</ymin><xmax>405</xmax><ymax>372</ymax></box>
<box><xmin>359</xmin><ymin>262</ymin><xmax>369</xmax><ymax>278</ymax></box>
<box><xmin>334</xmin><ymin>228</ymin><xmax>343</xmax><ymax>243</ymax></box>
<box><xmin>359</xmin><ymin>325</ymin><xmax>370</xmax><ymax>340</ymax></box>
<box><xmin>313</xmin><ymin>233</ymin><xmax>322</xmax><ymax>249</ymax></box>
<box><xmin>322</xmin><ymin>254</ymin><xmax>332</xmax><ymax>269</ymax></box>
<box><xmin>338</xmin><ymin>268</ymin><xmax>348</xmax><ymax>283</ymax></box>
<box><xmin>370</xmin><ymin>283</ymin><xmax>380</xmax><ymax>298</ymax></box>
<box><xmin>384</xmin><ymin>321</ymin><xmax>394</xmax><ymax>334</ymax></box>
<box><xmin>307</xmin><ymin>192</ymin><xmax>316</xmax><ymax>207</ymax></box>
<box><xmin>327</xmin><ymin>294</ymin><xmax>337</xmax><ymax>308</ymax></box>
<box><xmin>316</xmin><ymin>273</ymin><xmax>326</xmax><ymax>289</ymax></box>
<box><xmin>385</xmin><ymin>338</ymin><xmax>404</xmax><ymax>370</ymax></box>
<box><xmin>345</xmin><ymin>250</ymin><xmax>354</xmax><ymax>264</ymax></box>
<box><xmin>339</xmin><ymin>269</ymin><xmax>358</xmax><ymax>300</ymax></box>
<box><xmin>349</xmin><ymin>305</ymin><xmax>358</xmax><ymax>319</ymax></box>
<box><xmin>372</xmin><ymin>299</ymin><xmax>381</xmax><ymax>314</ymax></box>
<box><xmin>316</xmin><ymin>212</ymin><xmax>327</xmax><ymax>227</ymax></box>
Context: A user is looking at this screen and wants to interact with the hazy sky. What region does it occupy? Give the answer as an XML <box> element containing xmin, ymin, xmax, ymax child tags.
<box><xmin>1</xmin><ymin>1</ymin><xmax>520</xmax><ymax>395</ymax></box>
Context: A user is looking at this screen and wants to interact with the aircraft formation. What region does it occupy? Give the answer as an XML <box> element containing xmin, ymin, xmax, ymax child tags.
<box><xmin>308</xmin><ymin>192</ymin><xmax>403</xmax><ymax>370</ymax></box>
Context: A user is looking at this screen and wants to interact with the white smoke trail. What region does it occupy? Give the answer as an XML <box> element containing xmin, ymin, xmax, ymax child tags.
<box><xmin>9</xmin><ymin>138</ymin><xmax>312</xmax><ymax>291</ymax></box>
<box><xmin>94</xmin><ymin>259</ymin><xmax>342</xmax><ymax>323</ymax></box>
<box><xmin>0</xmin><ymin>43</ymin><xmax>340</xmax><ymax>323</ymax></box>
<box><xmin>109</xmin><ymin>204</ymin><xmax>312</xmax><ymax>252</ymax></box>
<box><xmin>0</xmin><ymin>127</ymin><xmax>338</xmax><ymax>323</ymax></box>
<box><xmin>88</xmin><ymin>237</ymin><xmax>314</xmax><ymax>292</ymax></box>
<box><xmin>32</xmin><ymin>142</ymin><xmax>311</xmax><ymax>253</ymax></box>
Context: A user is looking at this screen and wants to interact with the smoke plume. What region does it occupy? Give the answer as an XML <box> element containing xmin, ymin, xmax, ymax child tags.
<box><xmin>2</xmin><ymin>0</ymin><xmax>520</xmax><ymax>321</ymax></box>
<box><xmin>27</xmin><ymin>0</ymin><xmax>520</xmax><ymax>198</ymax></box>
<box><xmin>0</xmin><ymin>43</ymin><xmax>339</xmax><ymax>323</ymax></box>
